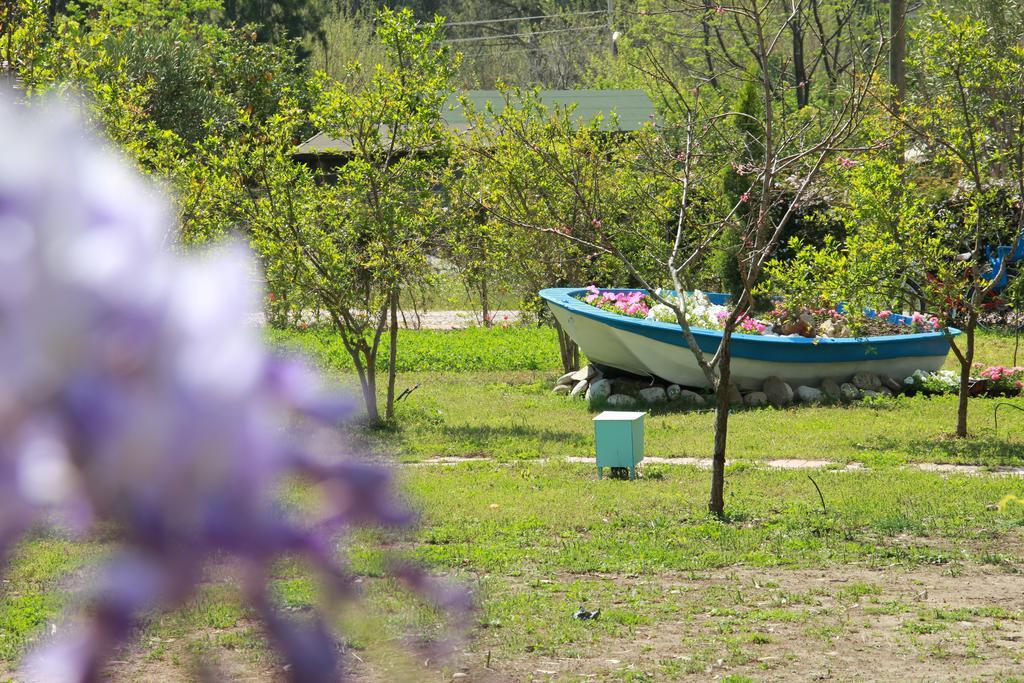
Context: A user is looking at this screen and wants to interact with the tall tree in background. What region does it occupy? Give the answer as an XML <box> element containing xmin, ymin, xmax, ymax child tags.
<box><xmin>890</xmin><ymin>0</ymin><xmax>906</xmax><ymax>111</ymax></box>
<box><xmin>222</xmin><ymin>0</ymin><xmax>329</xmax><ymax>48</ymax></box>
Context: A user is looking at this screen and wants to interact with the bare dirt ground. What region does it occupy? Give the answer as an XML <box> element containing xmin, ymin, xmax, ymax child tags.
<box><xmin>459</xmin><ymin>565</ymin><xmax>1024</xmax><ymax>682</ymax></box>
<box><xmin>103</xmin><ymin>563</ymin><xmax>1024</xmax><ymax>682</ymax></box>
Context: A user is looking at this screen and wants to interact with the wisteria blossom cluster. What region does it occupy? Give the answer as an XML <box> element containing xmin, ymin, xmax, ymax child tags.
<box><xmin>0</xmin><ymin>98</ymin><xmax>466</xmax><ymax>682</ymax></box>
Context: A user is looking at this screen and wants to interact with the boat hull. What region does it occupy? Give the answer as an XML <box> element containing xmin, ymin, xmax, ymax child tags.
<box><xmin>540</xmin><ymin>288</ymin><xmax>957</xmax><ymax>390</ymax></box>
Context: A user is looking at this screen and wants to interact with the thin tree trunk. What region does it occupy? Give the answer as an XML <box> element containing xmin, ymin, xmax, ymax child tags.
<box><xmin>555</xmin><ymin>322</ymin><xmax>580</xmax><ymax>373</ymax></box>
<box><xmin>363</xmin><ymin>359</ymin><xmax>380</xmax><ymax>426</ymax></box>
<box><xmin>702</xmin><ymin>1</ymin><xmax>720</xmax><ymax>89</ymax></box>
<box><xmin>385</xmin><ymin>288</ymin><xmax>399</xmax><ymax>421</ymax></box>
<box><xmin>480</xmin><ymin>277</ymin><xmax>491</xmax><ymax>327</ymax></box>
<box><xmin>889</xmin><ymin>0</ymin><xmax>907</xmax><ymax>111</ymax></box>
<box><xmin>955</xmin><ymin>315</ymin><xmax>976</xmax><ymax>437</ymax></box>
<box><xmin>708</xmin><ymin>350</ymin><xmax>731</xmax><ymax>517</ymax></box>
<box><xmin>792</xmin><ymin>12</ymin><xmax>809</xmax><ymax>108</ymax></box>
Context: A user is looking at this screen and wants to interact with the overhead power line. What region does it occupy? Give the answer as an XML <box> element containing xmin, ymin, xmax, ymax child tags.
<box><xmin>443</xmin><ymin>24</ymin><xmax>608</xmax><ymax>44</ymax></box>
<box><xmin>444</xmin><ymin>9</ymin><xmax>606</xmax><ymax>28</ymax></box>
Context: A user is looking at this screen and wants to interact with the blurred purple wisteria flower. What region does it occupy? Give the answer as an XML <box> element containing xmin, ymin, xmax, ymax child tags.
<box><xmin>0</xmin><ymin>96</ymin><xmax>467</xmax><ymax>681</ymax></box>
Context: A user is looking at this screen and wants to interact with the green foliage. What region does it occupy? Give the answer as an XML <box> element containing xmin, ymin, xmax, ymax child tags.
<box><xmin>456</xmin><ymin>86</ymin><xmax>674</xmax><ymax>369</ymax></box>
<box><xmin>194</xmin><ymin>8</ymin><xmax>460</xmax><ymax>424</ymax></box>
<box><xmin>715</xmin><ymin>76</ymin><xmax>763</xmax><ymax>298</ymax></box>
<box><xmin>8</xmin><ymin>0</ymin><xmax>307</xmax><ymax>177</ymax></box>
<box><xmin>762</xmin><ymin>157</ymin><xmax>956</xmax><ymax>330</ymax></box>
<box><xmin>220</xmin><ymin>0</ymin><xmax>329</xmax><ymax>49</ymax></box>
<box><xmin>461</xmin><ymin>87</ymin><xmax>669</xmax><ymax>293</ymax></box>
<box><xmin>270</xmin><ymin>325</ymin><xmax>566</xmax><ymax>373</ymax></box>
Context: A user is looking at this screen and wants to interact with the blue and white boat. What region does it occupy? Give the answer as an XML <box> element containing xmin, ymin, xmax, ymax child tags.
<box><xmin>539</xmin><ymin>288</ymin><xmax>958</xmax><ymax>390</ymax></box>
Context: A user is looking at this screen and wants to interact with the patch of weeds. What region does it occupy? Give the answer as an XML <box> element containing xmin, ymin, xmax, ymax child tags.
<box><xmin>864</xmin><ymin>600</ymin><xmax>909</xmax><ymax>616</ymax></box>
<box><xmin>804</xmin><ymin>623</ymin><xmax>844</xmax><ymax>643</ymax></box>
<box><xmin>902</xmin><ymin>619</ymin><xmax>946</xmax><ymax>635</ymax></box>
<box><xmin>836</xmin><ymin>581</ymin><xmax>883</xmax><ymax>602</ymax></box>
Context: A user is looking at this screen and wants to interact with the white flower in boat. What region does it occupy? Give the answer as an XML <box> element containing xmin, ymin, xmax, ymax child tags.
<box><xmin>647</xmin><ymin>304</ymin><xmax>676</xmax><ymax>323</ymax></box>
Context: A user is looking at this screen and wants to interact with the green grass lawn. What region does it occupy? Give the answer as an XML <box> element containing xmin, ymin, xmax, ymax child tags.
<box><xmin>5</xmin><ymin>326</ymin><xmax>1024</xmax><ymax>681</ymax></box>
<box><xmin>362</xmin><ymin>370</ymin><xmax>1024</xmax><ymax>467</ymax></box>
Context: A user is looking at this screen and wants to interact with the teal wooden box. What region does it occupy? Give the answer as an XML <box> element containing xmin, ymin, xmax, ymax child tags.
<box><xmin>593</xmin><ymin>410</ymin><xmax>646</xmax><ymax>480</ymax></box>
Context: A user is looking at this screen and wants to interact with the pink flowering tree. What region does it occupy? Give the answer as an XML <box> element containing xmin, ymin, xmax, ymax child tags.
<box><xmin>0</xmin><ymin>97</ymin><xmax>467</xmax><ymax>681</ymax></box>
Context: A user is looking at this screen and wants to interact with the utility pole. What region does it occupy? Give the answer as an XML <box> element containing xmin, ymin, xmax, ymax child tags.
<box><xmin>608</xmin><ymin>0</ymin><xmax>618</xmax><ymax>58</ymax></box>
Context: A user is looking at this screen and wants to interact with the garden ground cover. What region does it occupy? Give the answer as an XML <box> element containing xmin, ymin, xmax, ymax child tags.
<box><xmin>4</xmin><ymin>327</ymin><xmax>1024</xmax><ymax>681</ymax></box>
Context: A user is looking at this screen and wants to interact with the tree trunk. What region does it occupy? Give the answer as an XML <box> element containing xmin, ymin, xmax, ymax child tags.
<box><xmin>384</xmin><ymin>289</ymin><xmax>399</xmax><ymax>421</ymax></box>
<box><xmin>480</xmin><ymin>277</ymin><xmax>491</xmax><ymax>328</ymax></box>
<box><xmin>792</xmin><ymin>12</ymin><xmax>809</xmax><ymax>109</ymax></box>
<box><xmin>555</xmin><ymin>323</ymin><xmax>580</xmax><ymax>373</ymax></box>
<box><xmin>363</xmin><ymin>359</ymin><xmax>381</xmax><ymax>426</ymax></box>
<box><xmin>708</xmin><ymin>350</ymin><xmax>732</xmax><ymax>518</ymax></box>
<box><xmin>702</xmin><ymin>1</ymin><xmax>719</xmax><ymax>89</ymax></box>
<box><xmin>955</xmin><ymin>315</ymin><xmax>976</xmax><ymax>438</ymax></box>
<box><xmin>889</xmin><ymin>0</ymin><xmax>907</xmax><ymax>111</ymax></box>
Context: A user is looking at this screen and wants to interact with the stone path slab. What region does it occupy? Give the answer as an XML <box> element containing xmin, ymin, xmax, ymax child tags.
<box><xmin>411</xmin><ymin>455</ymin><xmax>1024</xmax><ymax>476</ymax></box>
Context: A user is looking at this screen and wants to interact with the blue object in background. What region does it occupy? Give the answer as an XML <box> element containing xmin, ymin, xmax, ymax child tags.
<box><xmin>593</xmin><ymin>411</ymin><xmax>646</xmax><ymax>480</ymax></box>
<box><xmin>982</xmin><ymin>229</ymin><xmax>1024</xmax><ymax>292</ymax></box>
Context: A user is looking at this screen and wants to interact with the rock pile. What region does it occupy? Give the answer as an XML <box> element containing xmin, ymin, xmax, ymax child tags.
<box><xmin>552</xmin><ymin>366</ymin><xmax>908</xmax><ymax>409</ymax></box>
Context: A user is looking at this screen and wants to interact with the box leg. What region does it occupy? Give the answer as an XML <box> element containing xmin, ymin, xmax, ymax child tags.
<box><xmin>629</xmin><ymin>467</ymin><xmax>636</xmax><ymax>480</ymax></box>
<box><xmin>597</xmin><ymin>467</ymin><xmax>603</xmax><ymax>480</ymax></box>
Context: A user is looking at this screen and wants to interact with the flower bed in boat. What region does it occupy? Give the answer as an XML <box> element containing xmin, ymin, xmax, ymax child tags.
<box><xmin>579</xmin><ymin>286</ymin><xmax>941</xmax><ymax>338</ymax></box>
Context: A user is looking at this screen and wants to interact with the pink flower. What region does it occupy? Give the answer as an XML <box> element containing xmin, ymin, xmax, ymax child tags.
<box><xmin>739</xmin><ymin>192</ymin><xmax>750</xmax><ymax>203</ymax></box>
<box><xmin>878</xmin><ymin>310</ymin><xmax>892</xmax><ymax>319</ymax></box>
<box><xmin>715</xmin><ymin>5</ymin><xmax>726</xmax><ymax>13</ymax></box>
<box><xmin>838</xmin><ymin>156</ymin><xmax>856</xmax><ymax>169</ymax></box>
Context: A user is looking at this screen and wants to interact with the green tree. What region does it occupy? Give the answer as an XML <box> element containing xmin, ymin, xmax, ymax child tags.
<box><xmin>198</xmin><ymin>9</ymin><xmax>458</xmax><ymax>425</ymax></box>
<box><xmin>481</xmin><ymin>0</ymin><xmax>882</xmax><ymax>517</ymax></box>
<box><xmin>459</xmin><ymin>87</ymin><xmax>671</xmax><ymax>372</ymax></box>
<box><xmin>766</xmin><ymin>10</ymin><xmax>1024</xmax><ymax>439</ymax></box>
<box><xmin>714</xmin><ymin>75</ymin><xmax>762</xmax><ymax>299</ymax></box>
<box><xmin>896</xmin><ymin>11</ymin><xmax>1024</xmax><ymax>436</ymax></box>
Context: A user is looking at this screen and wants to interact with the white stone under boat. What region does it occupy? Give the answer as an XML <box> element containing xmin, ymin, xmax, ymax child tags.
<box><xmin>539</xmin><ymin>288</ymin><xmax>959</xmax><ymax>391</ymax></box>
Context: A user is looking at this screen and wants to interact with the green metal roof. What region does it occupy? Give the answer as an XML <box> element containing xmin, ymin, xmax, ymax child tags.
<box><xmin>293</xmin><ymin>89</ymin><xmax>655</xmax><ymax>156</ymax></box>
<box><xmin>443</xmin><ymin>89</ymin><xmax>655</xmax><ymax>131</ymax></box>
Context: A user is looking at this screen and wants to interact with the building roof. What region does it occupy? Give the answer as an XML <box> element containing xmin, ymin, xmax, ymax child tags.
<box><xmin>293</xmin><ymin>89</ymin><xmax>655</xmax><ymax>157</ymax></box>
